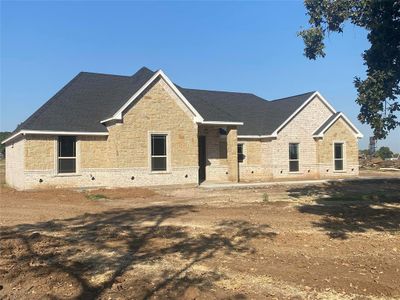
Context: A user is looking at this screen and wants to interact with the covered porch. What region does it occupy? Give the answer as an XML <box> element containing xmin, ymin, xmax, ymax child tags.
<box><xmin>197</xmin><ymin>124</ymin><xmax>239</xmax><ymax>184</ymax></box>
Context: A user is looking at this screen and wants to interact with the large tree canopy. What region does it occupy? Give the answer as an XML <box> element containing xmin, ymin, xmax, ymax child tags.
<box><xmin>298</xmin><ymin>0</ymin><xmax>400</xmax><ymax>139</ymax></box>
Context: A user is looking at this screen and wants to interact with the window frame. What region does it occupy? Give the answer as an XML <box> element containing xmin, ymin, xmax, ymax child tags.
<box><xmin>149</xmin><ymin>133</ymin><xmax>169</xmax><ymax>173</ymax></box>
<box><xmin>57</xmin><ymin>136</ymin><xmax>77</xmax><ymax>174</ymax></box>
<box><xmin>333</xmin><ymin>142</ymin><xmax>345</xmax><ymax>171</ymax></box>
<box><xmin>288</xmin><ymin>143</ymin><xmax>300</xmax><ymax>173</ymax></box>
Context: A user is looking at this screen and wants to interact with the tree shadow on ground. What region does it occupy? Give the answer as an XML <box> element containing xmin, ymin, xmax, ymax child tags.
<box><xmin>0</xmin><ymin>204</ymin><xmax>276</xmax><ymax>299</ymax></box>
<box><xmin>288</xmin><ymin>178</ymin><xmax>400</xmax><ymax>239</ymax></box>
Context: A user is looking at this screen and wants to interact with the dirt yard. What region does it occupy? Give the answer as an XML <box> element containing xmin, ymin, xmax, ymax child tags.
<box><xmin>0</xmin><ymin>165</ymin><xmax>399</xmax><ymax>299</ymax></box>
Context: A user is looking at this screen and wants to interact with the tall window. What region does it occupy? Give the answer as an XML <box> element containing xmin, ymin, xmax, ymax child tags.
<box><xmin>238</xmin><ymin>144</ymin><xmax>244</xmax><ymax>163</ymax></box>
<box><xmin>58</xmin><ymin>136</ymin><xmax>76</xmax><ymax>173</ymax></box>
<box><xmin>151</xmin><ymin>134</ymin><xmax>167</xmax><ymax>171</ymax></box>
<box><xmin>289</xmin><ymin>143</ymin><xmax>299</xmax><ymax>172</ymax></box>
<box><xmin>334</xmin><ymin>143</ymin><xmax>344</xmax><ymax>171</ymax></box>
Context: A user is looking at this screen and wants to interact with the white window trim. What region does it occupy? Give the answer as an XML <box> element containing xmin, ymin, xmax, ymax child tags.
<box><xmin>55</xmin><ymin>136</ymin><xmax>79</xmax><ymax>175</ymax></box>
<box><xmin>148</xmin><ymin>131</ymin><xmax>171</xmax><ymax>174</ymax></box>
<box><xmin>289</xmin><ymin>143</ymin><xmax>300</xmax><ymax>173</ymax></box>
<box><xmin>333</xmin><ymin>141</ymin><xmax>346</xmax><ymax>172</ymax></box>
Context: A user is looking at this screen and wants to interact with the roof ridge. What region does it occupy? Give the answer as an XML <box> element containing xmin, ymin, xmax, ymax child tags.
<box><xmin>181</xmin><ymin>87</ymin><xmax>260</xmax><ymax>96</ymax></box>
<box><xmin>79</xmin><ymin>71</ymin><xmax>131</xmax><ymax>78</ymax></box>
<box><xmin>269</xmin><ymin>91</ymin><xmax>316</xmax><ymax>102</ymax></box>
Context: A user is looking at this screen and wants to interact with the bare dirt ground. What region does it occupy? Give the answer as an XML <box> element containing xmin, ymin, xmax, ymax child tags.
<box><xmin>0</xmin><ymin>164</ymin><xmax>399</xmax><ymax>299</ymax></box>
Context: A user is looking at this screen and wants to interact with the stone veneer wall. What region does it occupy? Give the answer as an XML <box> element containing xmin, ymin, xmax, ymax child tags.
<box><xmin>270</xmin><ymin>95</ymin><xmax>333</xmax><ymax>179</ymax></box>
<box><xmin>317</xmin><ymin>118</ymin><xmax>359</xmax><ymax>177</ymax></box>
<box><xmin>238</xmin><ymin>96</ymin><xmax>359</xmax><ymax>181</ymax></box>
<box><xmin>25</xmin><ymin>135</ymin><xmax>55</xmax><ymax>171</ymax></box>
<box><xmin>20</xmin><ymin>77</ymin><xmax>199</xmax><ymax>189</ymax></box>
<box><xmin>238</xmin><ymin>139</ymin><xmax>273</xmax><ymax>182</ymax></box>
<box><xmin>5</xmin><ymin>136</ymin><xmax>25</xmax><ymax>190</ymax></box>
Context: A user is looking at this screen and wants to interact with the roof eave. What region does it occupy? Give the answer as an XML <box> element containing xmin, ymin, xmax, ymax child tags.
<box><xmin>200</xmin><ymin>121</ymin><xmax>244</xmax><ymax>126</ymax></box>
<box><xmin>2</xmin><ymin>130</ymin><xmax>109</xmax><ymax>145</ymax></box>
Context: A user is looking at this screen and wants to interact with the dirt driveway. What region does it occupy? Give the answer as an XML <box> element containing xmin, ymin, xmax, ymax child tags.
<box><xmin>1</xmin><ymin>176</ymin><xmax>399</xmax><ymax>299</ymax></box>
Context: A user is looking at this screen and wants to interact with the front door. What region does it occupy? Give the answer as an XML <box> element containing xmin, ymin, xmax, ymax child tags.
<box><xmin>198</xmin><ymin>136</ymin><xmax>206</xmax><ymax>183</ymax></box>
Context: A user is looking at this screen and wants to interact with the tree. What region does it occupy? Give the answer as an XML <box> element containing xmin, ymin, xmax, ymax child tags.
<box><xmin>298</xmin><ymin>0</ymin><xmax>400</xmax><ymax>139</ymax></box>
<box><xmin>375</xmin><ymin>146</ymin><xmax>393</xmax><ymax>159</ymax></box>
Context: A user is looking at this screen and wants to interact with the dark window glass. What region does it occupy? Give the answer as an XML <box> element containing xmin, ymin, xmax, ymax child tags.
<box><xmin>238</xmin><ymin>144</ymin><xmax>244</xmax><ymax>163</ymax></box>
<box><xmin>289</xmin><ymin>161</ymin><xmax>299</xmax><ymax>172</ymax></box>
<box><xmin>58</xmin><ymin>159</ymin><xmax>76</xmax><ymax>173</ymax></box>
<box><xmin>289</xmin><ymin>143</ymin><xmax>299</xmax><ymax>172</ymax></box>
<box><xmin>334</xmin><ymin>143</ymin><xmax>344</xmax><ymax>170</ymax></box>
<box><xmin>334</xmin><ymin>143</ymin><xmax>343</xmax><ymax>159</ymax></box>
<box><xmin>151</xmin><ymin>135</ymin><xmax>166</xmax><ymax>156</ymax></box>
<box><xmin>335</xmin><ymin>159</ymin><xmax>343</xmax><ymax>171</ymax></box>
<box><xmin>151</xmin><ymin>135</ymin><xmax>167</xmax><ymax>171</ymax></box>
<box><xmin>58</xmin><ymin>136</ymin><xmax>76</xmax><ymax>173</ymax></box>
<box><xmin>151</xmin><ymin>157</ymin><xmax>166</xmax><ymax>171</ymax></box>
<box><xmin>58</xmin><ymin>136</ymin><xmax>76</xmax><ymax>157</ymax></box>
<box><xmin>289</xmin><ymin>143</ymin><xmax>299</xmax><ymax>160</ymax></box>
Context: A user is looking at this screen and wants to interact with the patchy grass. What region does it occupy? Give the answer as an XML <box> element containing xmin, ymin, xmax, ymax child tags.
<box><xmin>85</xmin><ymin>194</ymin><xmax>108</xmax><ymax>200</ymax></box>
<box><xmin>262</xmin><ymin>192</ymin><xmax>269</xmax><ymax>203</ymax></box>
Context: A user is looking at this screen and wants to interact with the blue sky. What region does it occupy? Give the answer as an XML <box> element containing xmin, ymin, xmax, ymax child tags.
<box><xmin>1</xmin><ymin>1</ymin><xmax>399</xmax><ymax>151</ymax></box>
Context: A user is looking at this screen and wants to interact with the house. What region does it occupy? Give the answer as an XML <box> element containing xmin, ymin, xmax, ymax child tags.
<box><xmin>2</xmin><ymin>67</ymin><xmax>363</xmax><ymax>190</ymax></box>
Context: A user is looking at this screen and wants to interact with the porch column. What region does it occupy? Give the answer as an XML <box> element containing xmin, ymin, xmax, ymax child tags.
<box><xmin>227</xmin><ymin>126</ymin><xmax>239</xmax><ymax>182</ymax></box>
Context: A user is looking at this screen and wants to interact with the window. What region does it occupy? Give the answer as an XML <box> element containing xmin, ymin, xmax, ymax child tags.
<box><xmin>289</xmin><ymin>143</ymin><xmax>299</xmax><ymax>172</ymax></box>
<box><xmin>238</xmin><ymin>144</ymin><xmax>244</xmax><ymax>163</ymax></box>
<box><xmin>58</xmin><ymin>136</ymin><xmax>76</xmax><ymax>173</ymax></box>
<box><xmin>334</xmin><ymin>143</ymin><xmax>344</xmax><ymax>171</ymax></box>
<box><xmin>151</xmin><ymin>134</ymin><xmax>167</xmax><ymax>171</ymax></box>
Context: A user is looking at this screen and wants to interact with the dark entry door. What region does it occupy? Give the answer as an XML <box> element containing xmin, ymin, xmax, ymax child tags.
<box><xmin>198</xmin><ymin>136</ymin><xmax>206</xmax><ymax>183</ymax></box>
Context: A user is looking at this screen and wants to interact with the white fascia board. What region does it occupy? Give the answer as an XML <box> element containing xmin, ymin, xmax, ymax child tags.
<box><xmin>313</xmin><ymin>112</ymin><xmax>364</xmax><ymax>139</ymax></box>
<box><xmin>338</xmin><ymin>113</ymin><xmax>364</xmax><ymax>138</ymax></box>
<box><xmin>271</xmin><ymin>91</ymin><xmax>337</xmax><ymax>136</ymax></box>
<box><xmin>237</xmin><ymin>135</ymin><xmax>275</xmax><ymax>139</ymax></box>
<box><xmin>101</xmin><ymin>69</ymin><xmax>204</xmax><ymax>124</ymax></box>
<box><xmin>2</xmin><ymin>130</ymin><xmax>109</xmax><ymax>144</ymax></box>
<box><xmin>158</xmin><ymin>70</ymin><xmax>203</xmax><ymax>123</ymax></box>
<box><xmin>200</xmin><ymin>121</ymin><xmax>244</xmax><ymax>126</ymax></box>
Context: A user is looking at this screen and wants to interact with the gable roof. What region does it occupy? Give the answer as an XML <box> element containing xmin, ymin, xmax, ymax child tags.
<box><xmin>3</xmin><ymin>66</ymin><xmax>351</xmax><ymax>144</ymax></box>
<box><xmin>313</xmin><ymin>112</ymin><xmax>363</xmax><ymax>138</ymax></box>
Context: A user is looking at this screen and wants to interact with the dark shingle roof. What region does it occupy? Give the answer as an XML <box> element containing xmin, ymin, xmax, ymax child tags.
<box><xmin>313</xmin><ymin>112</ymin><xmax>341</xmax><ymax>136</ymax></box>
<box><xmin>14</xmin><ymin>66</ymin><xmax>316</xmax><ymax>136</ymax></box>
<box><xmin>179</xmin><ymin>88</ymin><xmax>315</xmax><ymax>135</ymax></box>
<box><xmin>15</xmin><ymin>67</ymin><xmax>154</xmax><ymax>133</ymax></box>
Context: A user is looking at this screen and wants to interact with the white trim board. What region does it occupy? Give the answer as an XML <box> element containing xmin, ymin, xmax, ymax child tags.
<box><xmin>200</xmin><ymin>121</ymin><xmax>244</xmax><ymax>126</ymax></box>
<box><xmin>2</xmin><ymin>130</ymin><xmax>109</xmax><ymax>144</ymax></box>
<box><xmin>238</xmin><ymin>135</ymin><xmax>275</xmax><ymax>139</ymax></box>
<box><xmin>101</xmin><ymin>70</ymin><xmax>204</xmax><ymax>124</ymax></box>
<box><xmin>313</xmin><ymin>112</ymin><xmax>363</xmax><ymax>139</ymax></box>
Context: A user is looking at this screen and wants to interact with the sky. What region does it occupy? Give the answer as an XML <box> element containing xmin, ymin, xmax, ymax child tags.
<box><xmin>1</xmin><ymin>1</ymin><xmax>399</xmax><ymax>152</ymax></box>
